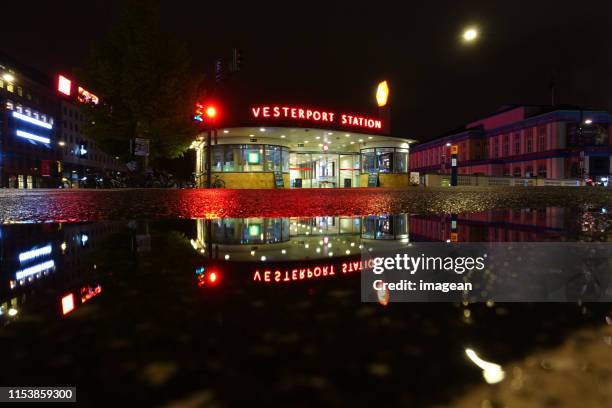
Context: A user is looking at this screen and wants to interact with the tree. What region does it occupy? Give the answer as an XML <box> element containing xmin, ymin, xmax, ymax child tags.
<box><xmin>80</xmin><ymin>1</ymin><xmax>201</xmax><ymax>162</ymax></box>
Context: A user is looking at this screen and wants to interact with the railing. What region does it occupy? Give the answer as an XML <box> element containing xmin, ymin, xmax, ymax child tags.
<box><xmin>423</xmin><ymin>174</ymin><xmax>582</xmax><ymax>187</ymax></box>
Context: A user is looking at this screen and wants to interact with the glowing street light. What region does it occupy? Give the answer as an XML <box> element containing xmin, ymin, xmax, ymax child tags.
<box><xmin>584</xmin><ymin>118</ymin><xmax>593</xmax><ymax>125</ymax></box>
<box><xmin>462</xmin><ymin>27</ymin><xmax>479</xmax><ymax>42</ymax></box>
<box><xmin>3</xmin><ymin>73</ymin><xmax>15</xmax><ymax>82</ymax></box>
<box><xmin>376</xmin><ymin>80</ymin><xmax>389</xmax><ymax>107</ymax></box>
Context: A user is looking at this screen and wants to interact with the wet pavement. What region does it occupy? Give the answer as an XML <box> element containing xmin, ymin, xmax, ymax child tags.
<box><xmin>1</xmin><ymin>187</ymin><xmax>612</xmax><ymax>221</ymax></box>
<box><xmin>1</xmin><ymin>189</ymin><xmax>611</xmax><ymax>407</ymax></box>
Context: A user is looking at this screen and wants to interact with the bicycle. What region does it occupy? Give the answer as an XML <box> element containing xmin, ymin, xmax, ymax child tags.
<box><xmin>211</xmin><ymin>174</ymin><xmax>225</xmax><ymax>188</ymax></box>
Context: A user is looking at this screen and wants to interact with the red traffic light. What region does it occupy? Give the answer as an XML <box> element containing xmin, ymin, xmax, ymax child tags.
<box><xmin>194</xmin><ymin>102</ymin><xmax>220</xmax><ymax>123</ymax></box>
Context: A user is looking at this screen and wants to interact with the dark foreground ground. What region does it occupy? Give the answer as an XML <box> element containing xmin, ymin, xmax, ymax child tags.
<box><xmin>0</xmin><ymin>188</ymin><xmax>610</xmax><ymax>407</ymax></box>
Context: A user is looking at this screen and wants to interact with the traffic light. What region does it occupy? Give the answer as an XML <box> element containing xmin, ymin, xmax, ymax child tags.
<box><xmin>232</xmin><ymin>48</ymin><xmax>243</xmax><ymax>72</ymax></box>
<box><xmin>194</xmin><ymin>102</ymin><xmax>219</xmax><ymax>125</ymax></box>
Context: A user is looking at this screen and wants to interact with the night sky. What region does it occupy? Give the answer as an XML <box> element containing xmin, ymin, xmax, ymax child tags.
<box><xmin>2</xmin><ymin>1</ymin><xmax>612</xmax><ymax>141</ymax></box>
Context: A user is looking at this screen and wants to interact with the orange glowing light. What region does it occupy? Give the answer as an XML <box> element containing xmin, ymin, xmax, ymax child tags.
<box><xmin>61</xmin><ymin>293</ymin><xmax>75</xmax><ymax>315</ymax></box>
<box><xmin>206</xmin><ymin>106</ymin><xmax>217</xmax><ymax>119</ymax></box>
<box><xmin>376</xmin><ymin>80</ymin><xmax>389</xmax><ymax>107</ymax></box>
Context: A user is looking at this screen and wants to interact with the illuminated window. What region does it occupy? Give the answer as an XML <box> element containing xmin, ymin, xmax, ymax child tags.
<box><xmin>503</xmin><ymin>135</ymin><xmax>509</xmax><ymax>156</ymax></box>
<box><xmin>6</xmin><ymin>100</ymin><xmax>13</xmax><ymax>110</ymax></box>
<box><xmin>0</xmin><ymin>79</ymin><xmax>3</xmax><ymax>88</ymax></box>
<box><xmin>514</xmin><ymin>133</ymin><xmax>520</xmax><ymax>155</ymax></box>
<box><xmin>17</xmin><ymin>86</ymin><xmax>23</xmax><ymax>96</ymax></box>
<box><xmin>25</xmin><ymin>108</ymin><xmax>31</xmax><ymax>117</ymax></box>
<box><xmin>7</xmin><ymin>83</ymin><xmax>14</xmax><ymax>92</ymax></box>
<box><xmin>526</xmin><ymin>136</ymin><xmax>532</xmax><ymax>153</ymax></box>
<box><xmin>16</xmin><ymin>104</ymin><xmax>22</xmax><ymax>113</ymax></box>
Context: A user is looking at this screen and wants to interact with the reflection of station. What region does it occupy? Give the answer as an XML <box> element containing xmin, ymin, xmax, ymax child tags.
<box><xmin>409</xmin><ymin>208</ymin><xmax>571</xmax><ymax>242</ymax></box>
<box><xmin>192</xmin><ymin>82</ymin><xmax>416</xmax><ymax>189</ymax></box>
<box><xmin>191</xmin><ymin>215</ymin><xmax>410</xmax><ymax>262</ymax></box>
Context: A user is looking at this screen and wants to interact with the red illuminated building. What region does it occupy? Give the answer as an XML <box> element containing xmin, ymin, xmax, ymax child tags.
<box><xmin>410</xmin><ymin>105</ymin><xmax>612</xmax><ymax>182</ymax></box>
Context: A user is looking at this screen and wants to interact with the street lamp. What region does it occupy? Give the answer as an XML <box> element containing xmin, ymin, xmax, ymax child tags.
<box><xmin>462</xmin><ymin>27</ymin><xmax>479</xmax><ymax>43</ymax></box>
<box><xmin>2</xmin><ymin>73</ymin><xmax>15</xmax><ymax>82</ymax></box>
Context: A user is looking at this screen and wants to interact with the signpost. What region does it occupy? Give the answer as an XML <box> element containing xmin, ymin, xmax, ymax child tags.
<box><xmin>273</xmin><ymin>171</ymin><xmax>284</xmax><ymax>188</ymax></box>
<box><xmin>368</xmin><ymin>173</ymin><xmax>379</xmax><ymax>187</ymax></box>
<box><xmin>133</xmin><ymin>138</ymin><xmax>150</xmax><ymax>157</ymax></box>
<box><xmin>450</xmin><ymin>145</ymin><xmax>458</xmax><ymax>187</ymax></box>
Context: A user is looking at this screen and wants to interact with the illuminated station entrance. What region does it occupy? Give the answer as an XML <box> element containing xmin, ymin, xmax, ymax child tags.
<box><xmin>192</xmin><ymin>105</ymin><xmax>415</xmax><ymax>188</ymax></box>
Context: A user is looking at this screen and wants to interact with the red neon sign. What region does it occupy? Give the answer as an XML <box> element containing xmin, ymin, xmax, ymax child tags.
<box><xmin>252</xmin><ymin>259</ymin><xmax>375</xmax><ymax>284</ymax></box>
<box><xmin>251</xmin><ymin>105</ymin><xmax>383</xmax><ymax>130</ymax></box>
<box><xmin>61</xmin><ymin>293</ymin><xmax>75</xmax><ymax>315</ymax></box>
<box><xmin>57</xmin><ymin>75</ymin><xmax>72</xmax><ymax>96</ymax></box>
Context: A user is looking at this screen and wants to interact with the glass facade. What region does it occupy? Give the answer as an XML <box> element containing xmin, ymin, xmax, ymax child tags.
<box><xmin>211</xmin><ymin>144</ymin><xmax>289</xmax><ymax>172</ymax></box>
<box><xmin>289</xmin><ymin>152</ymin><xmax>360</xmax><ymax>188</ymax></box>
<box><xmin>360</xmin><ymin>147</ymin><xmax>409</xmax><ymax>173</ymax></box>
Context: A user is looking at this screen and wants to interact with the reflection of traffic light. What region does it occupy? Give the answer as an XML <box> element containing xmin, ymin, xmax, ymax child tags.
<box><xmin>196</xmin><ymin>266</ymin><xmax>220</xmax><ymax>286</ymax></box>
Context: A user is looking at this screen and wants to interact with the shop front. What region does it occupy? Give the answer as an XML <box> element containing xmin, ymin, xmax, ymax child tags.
<box><xmin>192</xmin><ymin>104</ymin><xmax>415</xmax><ymax>188</ymax></box>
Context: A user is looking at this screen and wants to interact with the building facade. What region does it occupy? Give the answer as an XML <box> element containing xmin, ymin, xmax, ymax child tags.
<box><xmin>0</xmin><ymin>54</ymin><xmax>61</xmax><ymax>188</ymax></box>
<box><xmin>192</xmin><ymin>104</ymin><xmax>415</xmax><ymax>188</ymax></box>
<box><xmin>410</xmin><ymin>105</ymin><xmax>612</xmax><ymax>181</ymax></box>
<box><xmin>55</xmin><ymin>76</ymin><xmax>125</xmax><ymax>188</ymax></box>
<box><xmin>58</xmin><ymin>98</ymin><xmax>124</xmax><ymax>188</ymax></box>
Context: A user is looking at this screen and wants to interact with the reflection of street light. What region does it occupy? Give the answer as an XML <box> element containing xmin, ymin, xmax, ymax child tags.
<box><xmin>462</xmin><ymin>27</ymin><xmax>478</xmax><ymax>42</ymax></box>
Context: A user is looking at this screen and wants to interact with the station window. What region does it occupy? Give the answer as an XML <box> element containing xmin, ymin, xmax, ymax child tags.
<box><xmin>361</xmin><ymin>147</ymin><xmax>409</xmax><ymax>174</ymax></box>
<box><xmin>0</xmin><ymin>79</ymin><xmax>3</xmax><ymax>88</ymax></box>
<box><xmin>210</xmin><ymin>144</ymin><xmax>289</xmax><ymax>173</ymax></box>
<box><xmin>17</xmin><ymin>86</ymin><xmax>23</xmax><ymax>96</ymax></box>
<box><xmin>7</xmin><ymin>83</ymin><xmax>14</xmax><ymax>92</ymax></box>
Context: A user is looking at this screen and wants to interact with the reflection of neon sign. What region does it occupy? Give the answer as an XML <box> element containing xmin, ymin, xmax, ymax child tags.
<box><xmin>251</xmin><ymin>105</ymin><xmax>383</xmax><ymax>130</ymax></box>
<box><xmin>18</xmin><ymin>244</ymin><xmax>52</xmax><ymax>263</ymax></box>
<box><xmin>61</xmin><ymin>293</ymin><xmax>75</xmax><ymax>315</ymax></box>
<box><xmin>248</xmin><ymin>224</ymin><xmax>261</xmax><ymax>237</ymax></box>
<box><xmin>80</xmin><ymin>285</ymin><xmax>102</xmax><ymax>304</ymax></box>
<box><xmin>15</xmin><ymin>260</ymin><xmax>55</xmax><ymax>280</ymax></box>
<box><xmin>252</xmin><ymin>259</ymin><xmax>374</xmax><ymax>284</ymax></box>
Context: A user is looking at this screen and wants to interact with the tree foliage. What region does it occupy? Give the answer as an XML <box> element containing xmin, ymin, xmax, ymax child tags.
<box><xmin>80</xmin><ymin>2</ymin><xmax>201</xmax><ymax>161</ymax></box>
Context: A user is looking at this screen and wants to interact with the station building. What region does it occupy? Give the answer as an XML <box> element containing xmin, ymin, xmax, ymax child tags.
<box><xmin>410</xmin><ymin>105</ymin><xmax>612</xmax><ymax>181</ymax></box>
<box><xmin>192</xmin><ymin>103</ymin><xmax>415</xmax><ymax>188</ymax></box>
